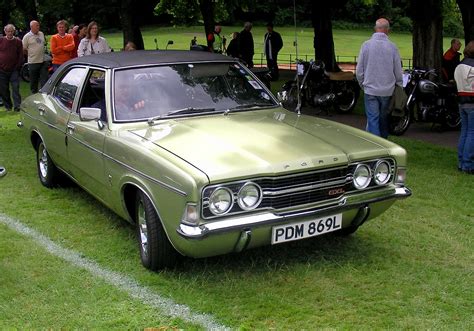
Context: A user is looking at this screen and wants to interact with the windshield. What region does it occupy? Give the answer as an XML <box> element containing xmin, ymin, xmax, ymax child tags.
<box><xmin>113</xmin><ymin>62</ymin><xmax>277</xmax><ymax>122</ymax></box>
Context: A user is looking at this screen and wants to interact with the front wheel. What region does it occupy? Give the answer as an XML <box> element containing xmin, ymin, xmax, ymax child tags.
<box><xmin>335</xmin><ymin>81</ymin><xmax>359</xmax><ymax>113</ymax></box>
<box><xmin>280</xmin><ymin>81</ymin><xmax>299</xmax><ymax>111</ymax></box>
<box><xmin>135</xmin><ymin>191</ymin><xmax>178</xmax><ymax>271</ymax></box>
<box><xmin>389</xmin><ymin>105</ymin><xmax>412</xmax><ymax>136</ymax></box>
<box><xmin>36</xmin><ymin>141</ymin><xmax>60</xmax><ymax>188</ymax></box>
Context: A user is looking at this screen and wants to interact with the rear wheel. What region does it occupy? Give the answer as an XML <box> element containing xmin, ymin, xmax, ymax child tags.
<box><xmin>135</xmin><ymin>190</ymin><xmax>178</xmax><ymax>271</ymax></box>
<box><xmin>36</xmin><ymin>141</ymin><xmax>60</xmax><ymax>188</ymax></box>
<box><xmin>20</xmin><ymin>63</ymin><xmax>30</xmax><ymax>82</ymax></box>
<box><xmin>443</xmin><ymin>108</ymin><xmax>461</xmax><ymax>130</ymax></box>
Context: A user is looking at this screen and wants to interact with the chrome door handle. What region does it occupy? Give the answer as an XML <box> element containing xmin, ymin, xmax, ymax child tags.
<box><xmin>67</xmin><ymin>124</ymin><xmax>75</xmax><ymax>134</ymax></box>
<box><xmin>38</xmin><ymin>107</ymin><xmax>46</xmax><ymax>116</ymax></box>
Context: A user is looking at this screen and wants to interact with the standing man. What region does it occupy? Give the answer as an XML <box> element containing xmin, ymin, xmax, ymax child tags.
<box><xmin>50</xmin><ymin>20</ymin><xmax>75</xmax><ymax>72</ymax></box>
<box><xmin>0</xmin><ymin>24</ymin><xmax>23</xmax><ymax>112</ymax></box>
<box><xmin>207</xmin><ymin>24</ymin><xmax>225</xmax><ymax>54</ymax></box>
<box><xmin>22</xmin><ymin>20</ymin><xmax>48</xmax><ymax>94</ymax></box>
<box><xmin>442</xmin><ymin>38</ymin><xmax>462</xmax><ymax>82</ymax></box>
<box><xmin>264</xmin><ymin>22</ymin><xmax>283</xmax><ymax>80</ymax></box>
<box><xmin>239</xmin><ymin>22</ymin><xmax>254</xmax><ymax>68</ymax></box>
<box><xmin>356</xmin><ymin>18</ymin><xmax>403</xmax><ymax>138</ymax></box>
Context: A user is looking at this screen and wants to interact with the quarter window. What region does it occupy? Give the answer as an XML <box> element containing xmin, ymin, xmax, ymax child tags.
<box><xmin>53</xmin><ymin>67</ymin><xmax>87</xmax><ymax>111</ymax></box>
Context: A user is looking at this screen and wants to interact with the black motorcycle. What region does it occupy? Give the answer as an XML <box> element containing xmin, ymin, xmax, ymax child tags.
<box><xmin>278</xmin><ymin>59</ymin><xmax>360</xmax><ymax>114</ymax></box>
<box><xmin>389</xmin><ymin>68</ymin><xmax>461</xmax><ymax>136</ymax></box>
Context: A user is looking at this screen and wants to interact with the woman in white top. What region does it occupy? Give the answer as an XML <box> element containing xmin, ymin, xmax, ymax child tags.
<box><xmin>77</xmin><ymin>21</ymin><xmax>111</xmax><ymax>57</ymax></box>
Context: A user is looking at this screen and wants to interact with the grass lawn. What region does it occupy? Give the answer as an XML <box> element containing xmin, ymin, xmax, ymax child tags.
<box><xmin>0</xmin><ymin>80</ymin><xmax>472</xmax><ymax>328</ymax></box>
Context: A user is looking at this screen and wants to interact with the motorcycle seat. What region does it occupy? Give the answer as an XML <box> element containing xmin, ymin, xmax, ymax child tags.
<box><xmin>326</xmin><ymin>71</ymin><xmax>355</xmax><ymax>81</ymax></box>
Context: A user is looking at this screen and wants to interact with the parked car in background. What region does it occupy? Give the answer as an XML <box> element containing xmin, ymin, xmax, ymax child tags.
<box><xmin>18</xmin><ymin>51</ymin><xmax>411</xmax><ymax>271</ymax></box>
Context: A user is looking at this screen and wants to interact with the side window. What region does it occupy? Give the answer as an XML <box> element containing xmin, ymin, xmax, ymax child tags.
<box><xmin>52</xmin><ymin>67</ymin><xmax>87</xmax><ymax>111</ymax></box>
<box><xmin>78</xmin><ymin>69</ymin><xmax>106</xmax><ymax>120</ymax></box>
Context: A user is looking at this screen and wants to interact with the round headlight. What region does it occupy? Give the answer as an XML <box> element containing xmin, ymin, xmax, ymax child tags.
<box><xmin>209</xmin><ymin>187</ymin><xmax>234</xmax><ymax>215</ymax></box>
<box><xmin>374</xmin><ymin>160</ymin><xmax>391</xmax><ymax>185</ymax></box>
<box><xmin>237</xmin><ymin>182</ymin><xmax>262</xmax><ymax>210</ymax></box>
<box><xmin>353</xmin><ymin>164</ymin><xmax>371</xmax><ymax>189</ymax></box>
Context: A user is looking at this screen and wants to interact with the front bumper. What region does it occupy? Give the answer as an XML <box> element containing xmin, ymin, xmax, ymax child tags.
<box><xmin>177</xmin><ymin>185</ymin><xmax>411</xmax><ymax>240</ymax></box>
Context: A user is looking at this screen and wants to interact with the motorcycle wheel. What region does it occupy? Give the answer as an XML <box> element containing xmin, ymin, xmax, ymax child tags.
<box><xmin>335</xmin><ymin>81</ymin><xmax>359</xmax><ymax>113</ymax></box>
<box><xmin>20</xmin><ymin>64</ymin><xmax>30</xmax><ymax>82</ymax></box>
<box><xmin>281</xmin><ymin>82</ymin><xmax>299</xmax><ymax>111</ymax></box>
<box><xmin>443</xmin><ymin>109</ymin><xmax>461</xmax><ymax>130</ymax></box>
<box><xmin>389</xmin><ymin>105</ymin><xmax>412</xmax><ymax>136</ymax></box>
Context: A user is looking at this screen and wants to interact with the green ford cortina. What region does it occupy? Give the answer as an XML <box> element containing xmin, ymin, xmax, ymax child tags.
<box><xmin>18</xmin><ymin>51</ymin><xmax>411</xmax><ymax>271</ymax></box>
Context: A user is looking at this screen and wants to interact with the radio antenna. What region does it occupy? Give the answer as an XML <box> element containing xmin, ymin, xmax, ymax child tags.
<box><xmin>293</xmin><ymin>0</ymin><xmax>301</xmax><ymax>115</ymax></box>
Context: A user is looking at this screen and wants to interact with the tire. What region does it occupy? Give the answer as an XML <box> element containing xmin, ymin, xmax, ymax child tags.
<box><xmin>335</xmin><ymin>81</ymin><xmax>359</xmax><ymax>113</ymax></box>
<box><xmin>280</xmin><ymin>81</ymin><xmax>299</xmax><ymax>111</ymax></box>
<box><xmin>20</xmin><ymin>64</ymin><xmax>30</xmax><ymax>82</ymax></box>
<box><xmin>443</xmin><ymin>108</ymin><xmax>461</xmax><ymax>130</ymax></box>
<box><xmin>389</xmin><ymin>105</ymin><xmax>412</xmax><ymax>136</ymax></box>
<box><xmin>135</xmin><ymin>190</ymin><xmax>178</xmax><ymax>271</ymax></box>
<box><xmin>36</xmin><ymin>141</ymin><xmax>60</xmax><ymax>188</ymax></box>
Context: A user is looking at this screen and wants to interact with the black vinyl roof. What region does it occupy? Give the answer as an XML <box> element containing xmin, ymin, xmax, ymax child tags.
<box><xmin>66</xmin><ymin>50</ymin><xmax>234</xmax><ymax>69</ymax></box>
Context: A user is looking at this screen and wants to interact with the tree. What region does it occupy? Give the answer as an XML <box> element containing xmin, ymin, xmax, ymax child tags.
<box><xmin>456</xmin><ymin>0</ymin><xmax>474</xmax><ymax>44</ymax></box>
<box><xmin>119</xmin><ymin>0</ymin><xmax>145</xmax><ymax>50</ymax></box>
<box><xmin>410</xmin><ymin>0</ymin><xmax>443</xmax><ymax>70</ymax></box>
<box><xmin>311</xmin><ymin>1</ymin><xmax>349</xmax><ymax>72</ymax></box>
<box><xmin>198</xmin><ymin>0</ymin><xmax>215</xmax><ymax>49</ymax></box>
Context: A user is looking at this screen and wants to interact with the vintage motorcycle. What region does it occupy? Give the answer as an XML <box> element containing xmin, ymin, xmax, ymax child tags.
<box><xmin>277</xmin><ymin>59</ymin><xmax>360</xmax><ymax>114</ymax></box>
<box><xmin>389</xmin><ymin>68</ymin><xmax>461</xmax><ymax>136</ymax></box>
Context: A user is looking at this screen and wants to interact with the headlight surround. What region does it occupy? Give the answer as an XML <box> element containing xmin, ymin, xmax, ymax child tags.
<box><xmin>208</xmin><ymin>187</ymin><xmax>234</xmax><ymax>215</ymax></box>
<box><xmin>237</xmin><ymin>182</ymin><xmax>262</xmax><ymax>211</ymax></box>
<box><xmin>374</xmin><ymin>160</ymin><xmax>391</xmax><ymax>185</ymax></box>
<box><xmin>353</xmin><ymin>164</ymin><xmax>371</xmax><ymax>189</ymax></box>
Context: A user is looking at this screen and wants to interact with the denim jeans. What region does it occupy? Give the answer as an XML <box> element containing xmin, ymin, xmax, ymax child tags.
<box><xmin>458</xmin><ymin>105</ymin><xmax>474</xmax><ymax>171</ymax></box>
<box><xmin>0</xmin><ymin>69</ymin><xmax>21</xmax><ymax>110</ymax></box>
<box><xmin>28</xmin><ymin>62</ymin><xmax>49</xmax><ymax>94</ymax></box>
<box><xmin>364</xmin><ymin>93</ymin><xmax>391</xmax><ymax>138</ymax></box>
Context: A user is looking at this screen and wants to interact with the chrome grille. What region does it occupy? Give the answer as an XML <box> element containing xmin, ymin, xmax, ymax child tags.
<box><xmin>202</xmin><ymin>167</ymin><xmax>350</xmax><ymax>219</ymax></box>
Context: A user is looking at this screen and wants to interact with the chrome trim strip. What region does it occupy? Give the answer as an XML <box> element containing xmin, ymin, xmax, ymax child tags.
<box><xmin>262</xmin><ymin>178</ymin><xmax>348</xmax><ymax>196</ymax></box>
<box><xmin>178</xmin><ymin>186</ymin><xmax>412</xmax><ymax>239</ymax></box>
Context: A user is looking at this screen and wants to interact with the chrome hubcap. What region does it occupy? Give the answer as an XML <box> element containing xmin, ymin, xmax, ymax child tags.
<box><xmin>39</xmin><ymin>145</ymin><xmax>48</xmax><ymax>178</ymax></box>
<box><xmin>137</xmin><ymin>201</ymin><xmax>148</xmax><ymax>257</ymax></box>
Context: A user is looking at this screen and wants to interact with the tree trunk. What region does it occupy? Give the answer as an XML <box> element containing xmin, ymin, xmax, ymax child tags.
<box><xmin>198</xmin><ymin>0</ymin><xmax>214</xmax><ymax>49</ymax></box>
<box><xmin>311</xmin><ymin>2</ymin><xmax>341</xmax><ymax>72</ymax></box>
<box><xmin>456</xmin><ymin>0</ymin><xmax>474</xmax><ymax>45</ymax></box>
<box><xmin>120</xmin><ymin>0</ymin><xmax>144</xmax><ymax>50</ymax></box>
<box><xmin>411</xmin><ymin>0</ymin><xmax>443</xmax><ymax>71</ymax></box>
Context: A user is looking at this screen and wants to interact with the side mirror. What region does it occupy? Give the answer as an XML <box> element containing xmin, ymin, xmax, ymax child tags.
<box><xmin>79</xmin><ymin>107</ymin><xmax>102</xmax><ymax>121</ymax></box>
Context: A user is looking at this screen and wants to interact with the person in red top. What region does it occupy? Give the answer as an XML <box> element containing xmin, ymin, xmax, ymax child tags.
<box><xmin>442</xmin><ymin>38</ymin><xmax>462</xmax><ymax>82</ymax></box>
<box><xmin>71</xmin><ymin>24</ymin><xmax>87</xmax><ymax>59</ymax></box>
<box><xmin>0</xmin><ymin>24</ymin><xmax>23</xmax><ymax>112</ymax></box>
<box><xmin>50</xmin><ymin>20</ymin><xmax>75</xmax><ymax>72</ymax></box>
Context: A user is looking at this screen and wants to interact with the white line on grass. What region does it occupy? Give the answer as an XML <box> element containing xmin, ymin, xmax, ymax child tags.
<box><xmin>0</xmin><ymin>213</ymin><xmax>228</xmax><ymax>330</ymax></box>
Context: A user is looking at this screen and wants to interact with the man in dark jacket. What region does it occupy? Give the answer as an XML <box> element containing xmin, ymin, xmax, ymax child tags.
<box><xmin>0</xmin><ymin>24</ymin><xmax>23</xmax><ymax>112</ymax></box>
<box><xmin>264</xmin><ymin>23</ymin><xmax>283</xmax><ymax>80</ymax></box>
<box><xmin>239</xmin><ymin>22</ymin><xmax>254</xmax><ymax>68</ymax></box>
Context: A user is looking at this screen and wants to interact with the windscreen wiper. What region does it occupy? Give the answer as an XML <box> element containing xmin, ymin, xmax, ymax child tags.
<box><xmin>147</xmin><ymin>107</ymin><xmax>216</xmax><ymax>125</ymax></box>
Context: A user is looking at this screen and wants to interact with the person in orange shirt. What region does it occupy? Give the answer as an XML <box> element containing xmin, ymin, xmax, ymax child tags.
<box><xmin>50</xmin><ymin>20</ymin><xmax>75</xmax><ymax>72</ymax></box>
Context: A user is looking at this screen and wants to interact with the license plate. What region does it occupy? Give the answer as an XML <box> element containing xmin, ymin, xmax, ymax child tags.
<box><xmin>271</xmin><ymin>214</ymin><xmax>342</xmax><ymax>244</ymax></box>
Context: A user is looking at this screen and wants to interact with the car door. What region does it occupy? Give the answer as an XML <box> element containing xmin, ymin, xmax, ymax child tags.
<box><xmin>66</xmin><ymin>68</ymin><xmax>109</xmax><ymax>202</ymax></box>
<box><xmin>37</xmin><ymin>67</ymin><xmax>88</xmax><ymax>173</ymax></box>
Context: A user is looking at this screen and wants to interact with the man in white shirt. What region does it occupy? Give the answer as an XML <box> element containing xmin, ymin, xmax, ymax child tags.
<box><xmin>22</xmin><ymin>20</ymin><xmax>48</xmax><ymax>93</ymax></box>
